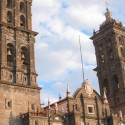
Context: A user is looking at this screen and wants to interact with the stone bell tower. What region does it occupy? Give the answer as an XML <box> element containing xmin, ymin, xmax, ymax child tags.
<box><xmin>0</xmin><ymin>0</ymin><xmax>41</xmax><ymax>125</ymax></box>
<box><xmin>91</xmin><ymin>8</ymin><xmax>125</xmax><ymax>114</ymax></box>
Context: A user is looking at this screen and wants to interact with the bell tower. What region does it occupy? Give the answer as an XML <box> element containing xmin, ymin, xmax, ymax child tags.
<box><xmin>0</xmin><ymin>0</ymin><xmax>37</xmax><ymax>86</ymax></box>
<box><xmin>91</xmin><ymin>8</ymin><xmax>125</xmax><ymax>114</ymax></box>
<box><xmin>0</xmin><ymin>0</ymin><xmax>41</xmax><ymax>125</ymax></box>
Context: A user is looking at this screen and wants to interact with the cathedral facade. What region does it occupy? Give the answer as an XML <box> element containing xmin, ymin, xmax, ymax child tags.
<box><xmin>0</xmin><ymin>0</ymin><xmax>125</xmax><ymax>125</ymax></box>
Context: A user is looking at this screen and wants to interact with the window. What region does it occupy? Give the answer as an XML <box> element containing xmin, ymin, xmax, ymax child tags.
<box><xmin>5</xmin><ymin>99</ymin><xmax>12</xmax><ymax>109</ymax></box>
<box><xmin>7</xmin><ymin>43</ymin><xmax>14</xmax><ymax>67</ymax></box>
<box><xmin>7</xmin><ymin>0</ymin><xmax>12</xmax><ymax>8</ymax></box>
<box><xmin>87</xmin><ymin>105</ymin><xmax>94</xmax><ymax>114</ymax></box>
<box><xmin>20</xmin><ymin>2</ymin><xmax>25</xmax><ymax>12</ymax></box>
<box><xmin>34</xmin><ymin>76</ymin><xmax>36</xmax><ymax>82</ymax></box>
<box><xmin>24</xmin><ymin>77</ymin><xmax>27</xmax><ymax>81</ymax></box>
<box><xmin>9</xmin><ymin>74</ymin><xmax>13</xmax><ymax>79</ymax></box>
<box><xmin>109</xmin><ymin>49</ymin><xmax>113</xmax><ymax>59</ymax></box>
<box><xmin>20</xmin><ymin>15</ymin><xmax>25</xmax><ymax>27</ymax></box>
<box><xmin>7</xmin><ymin>11</ymin><xmax>13</xmax><ymax>23</ymax></box>
<box><xmin>31</xmin><ymin>104</ymin><xmax>35</xmax><ymax>110</ymax></box>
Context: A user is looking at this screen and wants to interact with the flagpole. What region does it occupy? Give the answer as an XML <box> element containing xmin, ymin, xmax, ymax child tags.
<box><xmin>79</xmin><ymin>35</ymin><xmax>85</xmax><ymax>82</ymax></box>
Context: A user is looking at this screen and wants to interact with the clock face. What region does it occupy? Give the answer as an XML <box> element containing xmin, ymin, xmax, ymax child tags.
<box><xmin>85</xmin><ymin>84</ymin><xmax>93</xmax><ymax>95</ymax></box>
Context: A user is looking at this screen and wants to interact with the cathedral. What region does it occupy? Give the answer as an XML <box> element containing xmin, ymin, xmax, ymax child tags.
<box><xmin>0</xmin><ymin>0</ymin><xmax>125</xmax><ymax>125</ymax></box>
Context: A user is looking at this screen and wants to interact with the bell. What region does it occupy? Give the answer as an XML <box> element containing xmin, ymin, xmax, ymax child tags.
<box><xmin>21</xmin><ymin>53</ymin><xmax>25</xmax><ymax>59</ymax></box>
<box><xmin>7</xmin><ymin>50</ymin><xmax>12</xmax><ymax>56</ymax></box>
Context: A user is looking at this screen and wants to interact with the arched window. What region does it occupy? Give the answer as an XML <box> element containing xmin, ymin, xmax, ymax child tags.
<box><xmin>20</xmin><ymin>2</ymin><xmax>25</xmax><ymax>12</ymax></box>
<box><xmin>102</xmin><ymin>79</ymin><xmax>110</xmax><ymax>96</ymax></box>
<box><xmin>7</xmin><ymin>11</ymin><xmax>13</xmax><ymax>23</ymax></box>
<box><xmin>100</xmin><ymin>54</ymin><xmax>105</xmax><ymax>63</ymax></box>
<box><xmin>21</xmin><ymin>46</ymin><xmax>28</xmax><ymax>70</ymax></box>
<box><xmin>7</xmin><ymin>0</ymin><xmax>12</xmax><ymax>8</ymax></box>
<box><xmin>7</xmin><ymin>43</ymin><xmax>14</xmax><ymax>67</ymax></box>
<box><xmin>112</xmin><ymin>75</ymin><xmax>119</xmax><ymax>93</ymax></box>
<box><xmin>20</xmin><ymin>15</ymin><xmax>25</xmax><ymax>27</ymax></box>
<box><xmin>109</xmin><ymin>49</ymin><xmax>113</xmax><ymax>59</ymax></box>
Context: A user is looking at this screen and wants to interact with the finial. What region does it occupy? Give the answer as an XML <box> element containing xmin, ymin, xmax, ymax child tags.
<box><xmin>105</xmin><ymin>0</ymin><xmax>112</xmax><ymax>21</ymax></box>
<box><xmin>103</xmin><ymin>90</ymin><xmax>108</xmax><ymax>104</ymax></box>
<box><xmin>106</xmin><ymin>0</ymin><xmax>109</xmax><ymax>11</ymax></box>
<box><xmin>66</xmin><ymin>85</ymin><xmax>73</xmax><ymax>98</ymax></box>
<box><xmin>67</xmin><ymin>85</ymin><xmax>70</xmax><ymax>93</ymax></box>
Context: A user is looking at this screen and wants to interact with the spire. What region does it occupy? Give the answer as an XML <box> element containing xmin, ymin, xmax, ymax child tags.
<box><xmin>48</xmin><ymin>98</ymin><xmax>50</xmax><ymax>106</ymax></box>
<box><xmin>59</xmin><ymin>93</ymin><xmax>62</xmax><ymax>101</ymax></box>
<box><xmin>66</xmin><ymin>85</ymin><xmax>73</xmax><ymax>98</ymax></box>
<box><xmin>103</xmin><ymin>90</ymin><xmax>108</xmax><ymax>104</ymax></box>
<box><xmin>67</xmin><ymin>85</ymin><xmax>70</xmax><ymax>94</ymax></box>
<box><xmin>48</xmin><ymin>98</ymin><xmax>51</xmax><ymax>109</ymax></box>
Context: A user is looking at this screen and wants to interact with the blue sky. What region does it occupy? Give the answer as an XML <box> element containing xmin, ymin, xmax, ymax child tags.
<box><xmin>32</xmin><ymin>0</ymin><xmax>125</xmax><ymax>104</ymax></box>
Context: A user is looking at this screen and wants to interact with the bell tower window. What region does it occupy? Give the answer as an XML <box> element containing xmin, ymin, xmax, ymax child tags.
<box><xmin>7</xmin><ymin>11</ymin><xmax>13</xmax><ymax>23</ymax></box>
<box><xmin>20</xmin><ymin>2</ymin><xmax>25</xmax><ymax>13</ymax></box>
<box><xmin>21</xmin><ymin>47</ymin><xmax>28</xmax><ymax>71</ymax></box>
<box><xmin>7</xmin><ymin>43</ymin><xmax>14</xmax><ymax>67</ymax></box>
<box><xmin>20</xmin><ymin>15</ymin><xmax>25</xmax><ymax>27</ymax></box>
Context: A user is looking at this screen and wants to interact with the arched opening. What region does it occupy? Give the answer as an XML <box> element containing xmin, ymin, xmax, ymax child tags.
<box><xmin>21</xmin><ymin>46</ymin><xmax>28</xmax><ymax>71</ymax></box>
<box><xmin>7</xmin><ymin>11</ymin><xmax>13</xmax><ymax>23</ymax></box>
<box><xmin>111</xmin><ymin>75</ymin><xmax>119</xmax><ymax>94</ymax></box>
<box><xmin>21</xmin><ymin>47</ymin><xmax>29</xmax><ymax>84</ymax></box>
<box><xmin>7</xmin><ymin>43</ymin><xmax>14</xmax><ymax>67</ymax></box>
<box><xmin>102</xmin><ymin>79</ymin><xmax>110</xmax><ymax>97</ymax></box>
<box><xmin>20</xmin><ymin>2</ymin><xmax>25</xmax><ymax>12</ymax></box>
<box><xmin>20</xmin><ymin>15</ymin><xmax>25</xmax><ymax>27</ymax></box>
<box><xmin>7</xmin><ymin>0</ymin><xmax>12</xmax><ymax>8</ymax></box>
